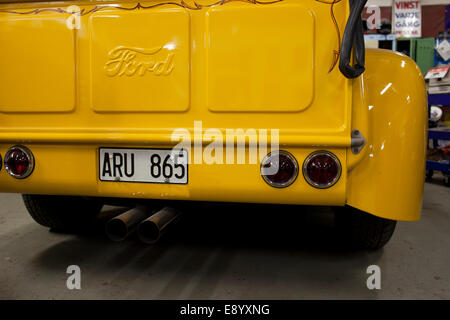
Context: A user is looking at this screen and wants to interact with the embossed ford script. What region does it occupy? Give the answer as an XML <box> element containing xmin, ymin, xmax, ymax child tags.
<box><xmin>104</xmin><ymin>46</ymin><xmax>175</xmax><ymax>77</ymax></box>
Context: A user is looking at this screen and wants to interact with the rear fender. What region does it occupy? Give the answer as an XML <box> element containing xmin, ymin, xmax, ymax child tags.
<box><xmin>346</xmin><ymin>49</ymin><xmax>427</xmax><ymax>221</ymax></box>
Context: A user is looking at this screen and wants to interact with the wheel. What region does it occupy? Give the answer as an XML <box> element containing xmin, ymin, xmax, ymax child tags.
<box><xmin>23</xmin><ymin>194</ymin><xmax>103</xmax><ymax>231</ymax></box>
<box><xmin>426</xmin><ymin>169</ymin><xmax>433</xmax><ymax>180</ymax></box>
<box><xmin>334</xmin><ymin>206</ymin><xmax>397</xmax><ymax>250</ymax></box>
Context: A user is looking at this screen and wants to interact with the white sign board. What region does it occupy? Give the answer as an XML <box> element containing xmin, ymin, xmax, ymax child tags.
<box><xmin>436</xmin><ymin>40</ymin><xmax>450</xmax><ymax>61</ymax></box>
<box><xmin>424</xmin><ymin>67</ymin><xmax>450</xmax><ymax>80</ymax></box>
<box><xmin>393</xmin><ymin>0</ymin><xmax>422</xmax><ymax>38</ymax></box>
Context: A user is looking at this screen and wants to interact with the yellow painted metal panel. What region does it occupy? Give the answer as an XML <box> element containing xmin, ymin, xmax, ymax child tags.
<box><xmin>0</xmin><ymin>0</ymin><xmax>349</xmax><ymax>136</ymax></box>
<box><xmin>206</xmin><ymin>3</ymin><xmax>314</xmax><ymax>112</ymax></box>
<box><xmin>0</xmin><ymin>129</ymin><xmax>351</xmax><ymax>147</ymax></box>
<box><xmin>0</xmin><ymin>14</ymin><xmax>75</xmax><ymax>112</ymax></box>
<box><xmin>0</xmin><ymin>144</ymin><xmax>347</xmax><ymax>206</ymax></box>
<box><xmin>90</xmin><ymin>8</ymin><xmax>190</xmax><ymax>112</ymax></box>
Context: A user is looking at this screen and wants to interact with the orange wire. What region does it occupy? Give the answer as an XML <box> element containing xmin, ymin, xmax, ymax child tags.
<box><xmin>315</xmin><ymin>0</ymin><xmax>342</xmax><ymax>73</ymax></box>
<box><xmin>328</xmin><ymin>0</ymin><xmax>341</xmax><ymax>73</ymax></box>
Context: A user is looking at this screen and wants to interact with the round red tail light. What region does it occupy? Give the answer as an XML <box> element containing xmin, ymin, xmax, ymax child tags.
<box><xmin>261</xmin><ymin>151</ymin><xmax>298</xmax><ymax>188</ymax></box>
<box><xmin>4</xmin><ymin>146</ymin><xmax>34</xmax><ymax>179</ymax></box>
<box><xmin>303</xmin><ymin>151</ymin><xmax>341</xmax><ymax>188</ymax></box>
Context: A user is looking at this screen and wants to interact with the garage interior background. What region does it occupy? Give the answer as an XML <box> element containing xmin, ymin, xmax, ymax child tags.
<box><xmin>0</xmin><ymin>0</ymin><xmax>449</xmax><ymax>300</ymax></box>
<box><xmin>365</xmin><ymin>0</ymin><xmax>447</xmax><ymax>38</ymax></box>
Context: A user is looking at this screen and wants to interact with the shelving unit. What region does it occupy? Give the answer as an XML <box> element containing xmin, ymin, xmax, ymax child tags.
<box><xmin>427</xmin><ymin>93</ymin><xmax>450</xmax><ymax>187</ymax></box>
<box><xmin>428</xmin><ymin>93</ymin><xmax>450</xmax><ymax>106</ymax></box>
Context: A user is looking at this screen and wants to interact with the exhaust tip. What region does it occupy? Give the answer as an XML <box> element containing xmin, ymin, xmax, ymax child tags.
<box><xmin>105</xmin><ymin>218</ymin><xmax>128</xmax><ymax>242</ymax></box>
<box><xmin>138</xmin><ymin>220</ymin><xmax>161</xmax><ymax>244</ymax></box>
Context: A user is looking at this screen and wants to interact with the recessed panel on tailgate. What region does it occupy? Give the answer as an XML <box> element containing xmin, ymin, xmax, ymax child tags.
<box><xmin>206</xmin><ymin>3</ymin><xmax>314</xmax><ymax>112</ymax></box>
<box><xmin>0</xmin><ymin>15</ymin><xmax>75</xmax><ymax>112</ymax></box>
<box><xmin>90</xmin><ymin>8</ymin><xmax>190</xmax><ymax>112</ymax></box>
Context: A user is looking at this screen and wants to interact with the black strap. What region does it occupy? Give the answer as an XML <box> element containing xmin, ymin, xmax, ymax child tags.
<box><xmin>339</xmin><ymin>0</ymin><xmax>368</xmax><ymax>79</ymax></box>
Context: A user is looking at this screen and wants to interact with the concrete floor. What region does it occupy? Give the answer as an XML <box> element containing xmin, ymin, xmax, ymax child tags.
<box><xmin>0</xmin><ymin>179</ymin><xmax>449</xmax><ymax>300</ymax></box>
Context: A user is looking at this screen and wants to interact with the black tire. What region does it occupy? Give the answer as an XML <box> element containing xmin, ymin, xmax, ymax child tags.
<box><xmin>426</xmin><ymin>169</ymin><xmax>433</xmax><ymax>180</ymax></box>
<box><xmin>334</xmin><ymin>206</ymin><xmax>397</xmax><ymax>250</ymax></box>
<box><xmin>23</xmin><ymin>194</ymin><xmax>103</xmax><ymax>231</ymax></box>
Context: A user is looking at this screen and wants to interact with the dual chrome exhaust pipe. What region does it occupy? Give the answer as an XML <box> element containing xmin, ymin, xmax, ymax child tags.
<box><xmin>105</xmin><ymin>206</ymin><xmax>180</xmax><ymax>244</ymax></box>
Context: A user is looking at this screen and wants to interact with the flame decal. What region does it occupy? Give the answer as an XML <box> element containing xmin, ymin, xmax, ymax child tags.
<box><xmin>0</xmin><ymin>0</ymin><xmax>283</xmax><ymax>15</ymax></box>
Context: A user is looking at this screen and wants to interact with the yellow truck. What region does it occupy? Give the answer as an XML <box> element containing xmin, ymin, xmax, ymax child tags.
<box><xmin>0</xmin><ymin>0</ymin><xmax>427</xmax><ymax>249</ymax></box>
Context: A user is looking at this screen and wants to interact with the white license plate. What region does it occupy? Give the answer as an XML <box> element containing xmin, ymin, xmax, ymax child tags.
<box><xmin>99</xmin><ymin>148</ymin><xmax>188</xmax><ymax>184</ymax></box>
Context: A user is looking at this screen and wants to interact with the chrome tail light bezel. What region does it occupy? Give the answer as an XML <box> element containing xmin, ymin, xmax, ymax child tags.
<box><xmin>260</xmin><ymin>150</ymin><xmax>299</xmax><ymax>188</ymax></box>
<box><xmin>4</xmin><ymin>145</ymin><xmax>35</xmax><ymax>179</ymax></box>
<box><xmin>302</xmin><ymin>151</ymin><xmax>342</xmax><ymax>189</ymax></box>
